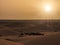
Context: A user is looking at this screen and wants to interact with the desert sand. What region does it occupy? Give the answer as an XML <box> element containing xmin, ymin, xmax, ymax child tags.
<box><xmin>0</xmin><ymin>32</ymin><xmax>60</xmax><ymax>45</ymax></box>
<box><xmin>0</xmin><ymin>39</ymin><xmax>24</xmax><ymax>45</ymax></box>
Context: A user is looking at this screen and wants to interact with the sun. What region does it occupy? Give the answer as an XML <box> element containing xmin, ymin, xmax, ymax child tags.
<box><xmin>44</xmin><ymin>4</ymin><xmax>51</xmax><ymax>12</ymax></box>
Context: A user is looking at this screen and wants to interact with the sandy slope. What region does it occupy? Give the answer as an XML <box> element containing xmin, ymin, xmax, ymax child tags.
<box><xmin>0</xmin><ymin>39</ymin><xmax>24</xmax><ymax>45</ymax></box>
<box><xmin>0</xmin><ymin>32</ymin><xmax>60</xmax><ymax>45</ymax></box>
<box><xmin>19</xmin><ymin>32</ymin><xmax>60</xmax><ymax>45</ymax></box>
<box><xmin>26</xmin><ymin>32</ymin><xmax>60</xmax><ymax>45</ymax></box>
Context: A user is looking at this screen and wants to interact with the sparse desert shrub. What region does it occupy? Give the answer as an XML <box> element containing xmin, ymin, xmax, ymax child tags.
<box><xmin>54</xmin><ymin>30</ymin><xmax>57</xmax><ymax>32</ymax></box>
<box><xmin>18</xmin><ymin>32</ymin><xmax>44</xmax><ymax>37</ymax></box>
<box><xmin>5</xmin><ymin>39</ymin><xmax>13</xmax><ymax>41</ymax></box>
<box><xmin>37</xmin><ymin>33</ymin><xmax>44</xmax><ymax>35</ymax></box>
<box><xmin>25</xmin><ymin>33</ymin><xmax>29</xmax><ymax>35</ymax></box>
<box><xmin>25</xmin><ymin>32</ymin><xmax>44</xmax><ymax>36</ymax></box>
<box><xmin>19</xmin><ymin>33</ymin><xmax>25</xmax><ymax>37</ymax></box>
<box><xmin>0</xmin><ymin>35</ymin><xmax>2</xmax><ymax>37</ymax></box>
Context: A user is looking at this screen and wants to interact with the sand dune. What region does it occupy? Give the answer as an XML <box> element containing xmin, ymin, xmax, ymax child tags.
<box><xmin>0</xmin><ymin>39</ymin><xmax>24</xmax><ymax>45</ymax></box>
<box><xmin>0</xmin><ymin>32</ymin><xmax>60</xmax><ymax>45</ymax></box>
<box><xmin>23</xmin><ymin>32</ymin><xmax>60</xmax><ymax>45</ymax></box>
<box><xmin>7</xmin><ymin>32</ymin><xmax>59</xmax><ymax>45</ymax></box>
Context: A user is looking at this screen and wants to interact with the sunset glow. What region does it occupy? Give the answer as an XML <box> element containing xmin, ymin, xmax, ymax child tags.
<box><xmin>44</xmin><ymin>4</ymin><xmax>51</xmax><ymax>12</ymax></box>
<box><xmin>0</xmin><ymin>0</ymin><xmax>60</xmax><ymax>20</ymax></box>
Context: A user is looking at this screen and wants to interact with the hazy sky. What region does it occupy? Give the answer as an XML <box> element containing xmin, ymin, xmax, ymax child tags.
<box><xmin>0</xmin><ymin>0</ymin><xmax>60</xmax><ymax>20</ymax></box>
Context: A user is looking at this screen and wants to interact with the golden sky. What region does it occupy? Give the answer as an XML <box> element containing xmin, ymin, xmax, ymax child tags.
<box><xmin>0</xmin><ymin>0</ymin><xmax>60</xmax><ymax>20</ymax></box>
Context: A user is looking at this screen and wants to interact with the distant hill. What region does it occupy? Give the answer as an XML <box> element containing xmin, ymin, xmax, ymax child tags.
<box><xmin>0</xmin><ymin>20</ymin><xmax>60</xmax><ymax>32</ymax></box>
